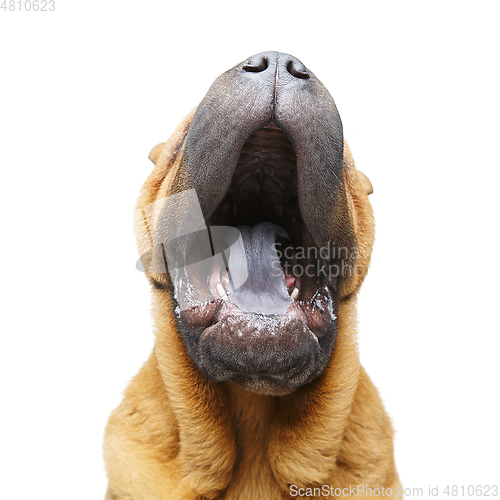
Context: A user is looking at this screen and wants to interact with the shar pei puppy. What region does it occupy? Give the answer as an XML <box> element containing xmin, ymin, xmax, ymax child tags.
<box><xmin>103</xmin><ymin>51</ymin><xmax>400</xmax><ymax>500</ymax></box>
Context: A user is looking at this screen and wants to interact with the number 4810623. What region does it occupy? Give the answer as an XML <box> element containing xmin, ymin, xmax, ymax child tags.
<box><xmin>1</xmin><ymin>0</ymin><xmax>55</xmax><ymax>11</ymax></box>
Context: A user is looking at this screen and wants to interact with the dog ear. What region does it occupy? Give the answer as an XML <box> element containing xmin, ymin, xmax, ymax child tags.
<box><xmin>356</xmin><ymin>171</ymin><xmax>373</xmax><ymax>195</ymax></box>
<box><xmin>149</xmin><ymin>143</ymin><xmax>166</xmax><ymax>164</ymax></box>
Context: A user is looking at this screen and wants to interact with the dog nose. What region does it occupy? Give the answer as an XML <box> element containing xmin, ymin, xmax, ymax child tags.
<box><xmin>242</xmin><ymin>51</ymin><xmax>310</xmax><ymax>80</ymax></box>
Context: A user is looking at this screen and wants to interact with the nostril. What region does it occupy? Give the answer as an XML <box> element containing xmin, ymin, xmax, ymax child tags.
<box><xmin>286</xmin><ymin>60</ymin><xmax>309</xmax><ymax>79</ymax></box>
<box><xmin>243</xmin><ymin>57</ymin><xmax>269</xmax><ymax>73</ymax></box>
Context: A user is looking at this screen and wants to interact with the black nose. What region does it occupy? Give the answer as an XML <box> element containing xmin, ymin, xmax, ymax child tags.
<box><xmin>242</xmin><ymin>51</ymin><xmax>310</xmax><ymax>80</ymax></box>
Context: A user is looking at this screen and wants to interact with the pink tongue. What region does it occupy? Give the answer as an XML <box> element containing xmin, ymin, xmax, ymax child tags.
<box><xmin>227</xmin><ymin>223</ymin><xmax>293</xmax><ymax>315</ymax></box>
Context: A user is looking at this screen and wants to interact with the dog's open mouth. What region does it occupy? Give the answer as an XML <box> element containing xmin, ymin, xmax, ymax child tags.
<box><xmin>177</xmin><ymin>125</ymin><xmax>336</xmax><ymax>337</ymax></box>
<box><xmin>163</xmin><ymin>124</ymin><xmax>341</xmax><ymax>394</ymax></box>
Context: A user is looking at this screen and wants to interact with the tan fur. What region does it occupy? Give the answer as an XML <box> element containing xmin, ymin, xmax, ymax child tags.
<box><xmin>103</xmin><ymin>111</ymin><xmax>400</xmax><ymax>499</ymax></box>
<box><xmin>356</xmin><ymin>171</ymin><xmax>374</xmax><ymax>196</ymax></box>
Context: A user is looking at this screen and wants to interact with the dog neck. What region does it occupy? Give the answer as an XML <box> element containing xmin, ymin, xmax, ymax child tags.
<box><xmin>153</xmin><ymin>294</ymin><xmax>367</xmax><ymax>497</ymax></box>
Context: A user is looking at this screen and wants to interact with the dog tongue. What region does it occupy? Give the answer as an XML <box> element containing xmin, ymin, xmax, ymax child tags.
<box><xmin>227</xmin><ymin>223</ymin><xmax>292</xmax><ymax>315</ymax></box>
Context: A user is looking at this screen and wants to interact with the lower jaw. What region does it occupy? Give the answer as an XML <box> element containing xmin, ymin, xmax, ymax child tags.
<box><xmin>177</xmin><ymin>302</ymin><xmax>337</xmax><ymax>394</ymax></box>
<box><xmin>171</xmin><ymin>219</ymin><xmax>339</xmax><ymax>393</ymax></box>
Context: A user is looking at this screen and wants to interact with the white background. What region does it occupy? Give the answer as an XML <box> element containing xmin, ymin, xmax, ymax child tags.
<box><xmin>1</xmin><ymin>1</ymin><xmax>499</xmax><ymax>499</ymax></box>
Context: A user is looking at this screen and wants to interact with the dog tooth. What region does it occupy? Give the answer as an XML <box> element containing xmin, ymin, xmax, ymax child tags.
<box><xmin>216</xmin><ymin>282</ymin><xmax>226</xmax><ymax>298</ymax></box>
<box><xmin>220</xmin><ymin>271</ymin><xmax>230</xmax><ymax>291</ymax></box>
<box><xmin>291</xmin><ymin>287</ymin><xmax>299</xmax><ymax>299</ymax></box>
<box><xmin>222</xmin><ymin>294</ymin><xmax>229</xmax><ymax>301</ymax></box>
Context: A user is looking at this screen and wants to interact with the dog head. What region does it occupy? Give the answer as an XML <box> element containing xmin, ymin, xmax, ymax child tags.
<box><xmin>136</xmin><ymin>51</ymin><xmax>374</xmax><ymax>396</ymax></box>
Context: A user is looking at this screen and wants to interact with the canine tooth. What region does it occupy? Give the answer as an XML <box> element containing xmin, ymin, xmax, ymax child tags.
<box><xmin>220</xmin><ymin>271</ymin><xmax>230</xmax><ymax>291</ymax></box>
<box><xmin>291</xmin><ymin>287</ymin><xmax>299</xmax><ymax>299</ymax></box>
<box><xmin>222</xmin><ymin>294</ymin><xmax>229</xmax><ymax>301</ymax></box>
<box><xmin>216</xmin><ymin>282</ymin><xmax>226</xmax><ymax>298</ymax></box>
